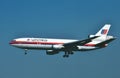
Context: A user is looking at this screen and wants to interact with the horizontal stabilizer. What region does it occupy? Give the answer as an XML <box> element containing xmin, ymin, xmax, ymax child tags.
<box><xmin>95</xmin><ymin>38</ymin><xmax>116</xmax><ymax>47</ymax></box>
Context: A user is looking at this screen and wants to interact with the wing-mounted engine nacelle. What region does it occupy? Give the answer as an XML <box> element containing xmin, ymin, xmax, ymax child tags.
<box><xmin>53</xmin><ymin>45</ymin><xmax>64</xmax><ymax>49</ymax></box>
<box><xmin>46</xmin><ymin>50</ymin><xmax>54</xmax><ymax>55</ymax></box>
<box><xmin>46</xmin><ymin>50</ymin><xmax>59</xmax><ymax>55</ymax></box>
<box><xmin>88</xmin><ymin>35</ymin><xmax>95</xmax><ymax>38</ymax></box>
<box><xmin>46</xmin><ymin>50</ymin><xmax>53</xmax><ymax>53</ymax></box>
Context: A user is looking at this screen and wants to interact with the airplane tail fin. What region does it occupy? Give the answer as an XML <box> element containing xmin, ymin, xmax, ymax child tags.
<box><xmin>95</xmin><ymin>24</ymin><xmax>111</xmax><ymax>36</ymax></box>
<box><xmin>88</xmin><ymin>24</ymin><xmax>115</xmax><ymax>47</ymax></box>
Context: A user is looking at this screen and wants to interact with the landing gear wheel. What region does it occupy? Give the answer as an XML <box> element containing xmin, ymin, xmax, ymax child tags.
<box><xmin>66</xmin><ymin>55</ymin><xmax>69</xmax><ymax>57</ymax></box>
<box><xmin>63</xmin><ymin>55</ymin><xmax>66</xmax><ymax>58</ymax></box>
<box><xmin>70</xmin><ymin>52</ymin><xmax>74</xmax><ymax>55</ymax></box>
<box><xmin>63</xmin><ymin>51</ymin><xmax>70</xmax><ymax>58</ymax></box>
<box><xmin>24</xmin><ymin>49</ymin><xmax>28</xmax><ymax>55</ymax></box>
<box><xmin>63</xmin><ymin>55</ymin><xmax>69</xmax><ymax>58</ymax></box>
<box><xmin>25</xmin><ymin>52</ymin><xmax>27</xmax><ymax>55</ymax></box>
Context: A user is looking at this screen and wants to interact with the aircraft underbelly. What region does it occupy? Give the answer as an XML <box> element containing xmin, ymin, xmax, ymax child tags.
<box><xmin>12</xmin><ymin>44</ymin><xmax>98</xmax><ymax>51</ymax></box>
<box><xmin>12</xmin><ymin>44</ymin><xmax>53</xmax><ymax>50</ymax></box>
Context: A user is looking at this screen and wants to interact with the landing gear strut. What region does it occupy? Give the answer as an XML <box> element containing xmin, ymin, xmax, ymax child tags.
<box><xmin>63</xmin><ymin>51</ymin><xmax>69</xmax><ymax>58</ymax></box>
<box><xmin>24</xmin><ymin>49</ymin><xmax>28</xmax><ymax>55</ymax></box>
<box><xmin>69</xmin><ymin>51</ymin><xmax>74</xmax><ymax>55</ymax></box>
<box><xmin>63</xmin><ymin>51</ymin><xmax>74</xmax><ymax>58</ymax></box>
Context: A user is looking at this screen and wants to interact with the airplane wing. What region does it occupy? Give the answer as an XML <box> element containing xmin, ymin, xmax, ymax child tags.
<box><xmin>63</xmin><ymin>36</ymin><xmax>98</xmax><ymax>47</ymax></box>
<box><xmin>95</xmin><ymin>38</ymin><xmax>116</xmax><ymax>47</ymax></box>
<box><xmin>46</xmin><ymin>36</ymin><xmax>98</xmax><ymax>55</ymax></box>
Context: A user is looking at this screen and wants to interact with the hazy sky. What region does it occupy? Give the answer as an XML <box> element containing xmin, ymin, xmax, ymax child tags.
<box><xmin>0</xmin><ymin>0</ymin><xmax>120</xmax><ymax>78</ymax></box>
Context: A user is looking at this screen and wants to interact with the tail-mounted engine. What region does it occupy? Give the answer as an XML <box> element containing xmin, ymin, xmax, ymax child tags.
<box><xmin>88</xmin><ymin>35</ymin><xmax>95</xmax><ymax>38</ymax></box>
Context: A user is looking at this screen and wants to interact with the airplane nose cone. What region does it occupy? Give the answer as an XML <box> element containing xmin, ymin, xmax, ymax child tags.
<box><xmin>9</xmin><ymin>40</ymin><xmax>16</xmax><ymax>45</ymax></box>
<box><xmin>9</xmin><ymin>41</ymin><xmax>12</xmax><ymax>44</ymax></box>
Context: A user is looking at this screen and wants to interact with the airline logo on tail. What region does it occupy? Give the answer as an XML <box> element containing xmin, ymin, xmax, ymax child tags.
<box><xmin>95</xmin><ymin>24</ymin><xmax>111</xmax><ymax>36</ymax></box>
<box><xmin>101</xmin><ymin>29</ymin><xmax>108</xmax><ymax>35</ymax></box>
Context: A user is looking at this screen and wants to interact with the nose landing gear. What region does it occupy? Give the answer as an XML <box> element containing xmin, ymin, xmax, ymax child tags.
<box><xmin>24</xmin><ymin>49</ymin><xmax>28</xmax><ymax>55</ymax></box>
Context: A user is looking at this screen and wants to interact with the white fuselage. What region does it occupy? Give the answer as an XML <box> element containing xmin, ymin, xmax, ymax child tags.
<box><xmin>10</xmin><ymin>38</ymin><xmax>98</xmax><ymax>51</ymax></box>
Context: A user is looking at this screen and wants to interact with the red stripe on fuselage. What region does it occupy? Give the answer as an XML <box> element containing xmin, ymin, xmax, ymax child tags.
<box><xmin>10</xmin><ymin>41</ymin><xmax>96</xmax><ymax>47</ymax></box>
<box><xmin>10</xmin><ymin>41</ymin><xmax>64</xmax><ymax>45</ymax></box>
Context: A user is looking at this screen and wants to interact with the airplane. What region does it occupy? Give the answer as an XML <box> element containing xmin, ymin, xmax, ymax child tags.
<box><xmin>9</xmin><ymin>24</ymin><xmax>116</xmax><ymax>58</ymax></box>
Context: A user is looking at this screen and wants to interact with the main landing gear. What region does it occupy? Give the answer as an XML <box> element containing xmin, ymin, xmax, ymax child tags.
<box><xmin>63</xmin><ymin>55</ymin><xmax>69</xmax><ymax>58</ymax></box>
<box><xmin>63</xmin><ymin>51</ymin><xmax>74</xmax><ymax>58</ymax></box>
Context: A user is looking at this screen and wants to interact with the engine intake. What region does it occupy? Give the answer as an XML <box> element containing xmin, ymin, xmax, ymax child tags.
<box><xmin>46</xmin><ymin>50</ymin><xmax>59</xmax><ymax>55</ymax></box>
<box><xmin>53</xmin><ymin>45</ymin><xmax>64</xmax><ymax>49</ymax></box>
<box><xmin>88</xmin><ymin>35</ymin><xmax>95</xmax><ymax>38</ymax></box>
